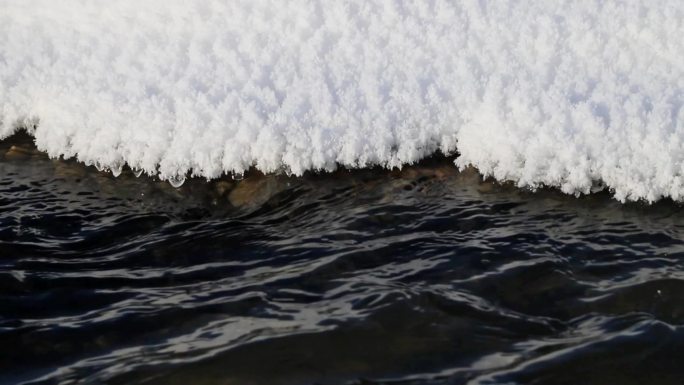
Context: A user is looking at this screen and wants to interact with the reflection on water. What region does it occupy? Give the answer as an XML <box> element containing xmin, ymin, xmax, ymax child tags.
<box><xmin>1</xmin><ymin>132</ymin><xmax>684</xmax><ymax>385</ymax></box>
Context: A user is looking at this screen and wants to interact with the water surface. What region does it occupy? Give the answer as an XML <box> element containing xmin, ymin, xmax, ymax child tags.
<box><xmin>2</xmin><ymin>133</ymin><xmax>684</xmax><ymax>385</ymax></box>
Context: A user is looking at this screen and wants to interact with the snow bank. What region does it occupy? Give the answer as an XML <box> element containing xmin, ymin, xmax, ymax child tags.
<box><xmin>1</xmin><ymin>1</ymin><xmax>683</xmax><ymax>201</ymax></box>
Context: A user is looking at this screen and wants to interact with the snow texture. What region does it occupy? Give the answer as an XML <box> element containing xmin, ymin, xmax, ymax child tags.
<box><xmin>1</xmin><ymin>1</ymin><xmax>684</xmax><ymax>201</ymax></box>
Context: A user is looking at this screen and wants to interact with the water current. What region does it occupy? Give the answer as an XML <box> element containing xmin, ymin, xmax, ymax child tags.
<box><xmin>2</xmin><ymin>133</ymin><xmax>684</xmax><ymax>385</ymax></box>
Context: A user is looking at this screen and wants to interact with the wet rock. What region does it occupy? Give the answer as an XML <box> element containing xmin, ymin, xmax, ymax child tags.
<box><xmin>476</xmin><ymin>181</ymin><xmax>497</xmax><ymax>194</ymax></box>
<box><xmin>229</xmin><ymin>176</ymin><xmax>286</xmax><ymax>208</ymax></box>
<box><xmin>53</xmin><ymin>159</ymin><xmax>88</xmax><ymax>179</ymax></box>
<box><xmin>214</xmin><ymin>180</ymin><xmax>235</xmax><ymax>197</ymax></box>
<box><xmin>433</xmin><ymin>164</ymin><xmax>459</xmax><ymax>179</ymax></box>
<box><xmin>397</xmin><ymin>164</ymin><xmax>459</xmax><ymax>181</ymax></box>
<box><xmin>4</xmin><ymin>145</ymin><xmax>45</xmax><ymax>161</ymax></box>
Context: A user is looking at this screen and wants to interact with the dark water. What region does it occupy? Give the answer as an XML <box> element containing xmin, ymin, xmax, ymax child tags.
<box><xmin>2</xmin><ymin>133</ymin><xmax>684</xmax><ymax>385</ymax></box>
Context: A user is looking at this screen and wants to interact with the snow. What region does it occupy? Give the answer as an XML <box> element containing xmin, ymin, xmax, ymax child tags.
<box><xmin>1</xmin><ymin>1</ymin><xmax>684</xmax><ymax>201</ymax></box>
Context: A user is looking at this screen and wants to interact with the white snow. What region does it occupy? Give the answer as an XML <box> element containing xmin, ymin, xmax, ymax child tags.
<box><xmin>1</xmin><ymin>1</ymin><xmax>684</xmax><ymax>201</ymax></box>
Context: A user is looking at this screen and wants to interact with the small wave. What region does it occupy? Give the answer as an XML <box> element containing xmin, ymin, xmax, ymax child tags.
<box><xmin>3</xmin><ymin>146</ymin><xmax>684</xmax><ymax>384</ymax></box>
<box><xmin>1</xmin><ymin>1</ymin><xmax>684</xmax><ymax>201</ymax></box>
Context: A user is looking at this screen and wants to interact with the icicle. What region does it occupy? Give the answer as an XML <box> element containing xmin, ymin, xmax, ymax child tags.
<box><xmin>168</xmin><ymin>175</ymin><xmax>186</xmax><ymax>188</ymax></box>
<box><xmin>110</xmin><ymin>162</ymin><xmax>123</xmax><ymax>177</ymax></box>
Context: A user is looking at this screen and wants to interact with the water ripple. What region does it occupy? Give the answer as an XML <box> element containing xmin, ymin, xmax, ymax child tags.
<box><xmin>1</xmin><ymin>135</ymin><xmax>684</xmax><ymax>384</ymax></box>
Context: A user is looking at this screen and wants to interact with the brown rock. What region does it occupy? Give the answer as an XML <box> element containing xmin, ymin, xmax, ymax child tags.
<box><xmin>214</xmin><ymin>180</ymin><xmax>235</xmax><ymax>197</ymax></box>
<box><xmin>4</xmin><ymin>145</ymin><xmax>44</xmax><ymax>161</ymax></box>
<box><xmin>229</xmin><ymin>176</ymin><xmax>285</xmax><ymax>208</ymax></box>
<box><xmin>53</xmin><ymin>159</ymin><xmax>88</xmax><ymax>179</ymax></box>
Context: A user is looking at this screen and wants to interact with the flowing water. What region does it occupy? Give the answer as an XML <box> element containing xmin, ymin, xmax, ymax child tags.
<box><xmin>2</xmin><ymin>133</ymin><xmax>684</xmax><ymax>385</ymax></box>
